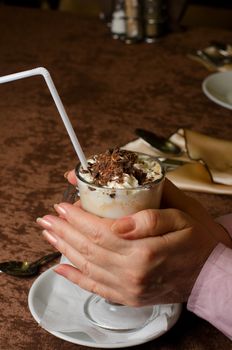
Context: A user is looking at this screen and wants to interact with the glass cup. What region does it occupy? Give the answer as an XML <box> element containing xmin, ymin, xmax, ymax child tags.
<box><xmin>75</xmin><ymin>152</ymin><xmax>165</xmax><ymax>332</ymax></box>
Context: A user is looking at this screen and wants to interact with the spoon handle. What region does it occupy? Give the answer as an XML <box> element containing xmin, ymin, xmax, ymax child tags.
<box><xmin>30</xmin><ymin>251</ymin><xmax>61</xmax><ymax>268</ymax></box>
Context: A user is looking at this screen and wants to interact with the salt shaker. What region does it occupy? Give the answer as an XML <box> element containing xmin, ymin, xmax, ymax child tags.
<box><xmin>111</xmin><ymin>0</ymin><xmax>126</xmax><ymax>40</ymax></box>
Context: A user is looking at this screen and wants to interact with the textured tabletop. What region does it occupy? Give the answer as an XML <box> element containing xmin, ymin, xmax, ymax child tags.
<box><xmin>0</xmin><ymin>5</ymin><xmax>231</xmax><ymax>350</ymax></box>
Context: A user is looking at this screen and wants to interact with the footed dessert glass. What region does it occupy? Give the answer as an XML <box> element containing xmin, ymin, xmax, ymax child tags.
<box><xmin>75</xmin><ymin>154</ymin><xmax>165</xmax><ymax>332</ymax></box>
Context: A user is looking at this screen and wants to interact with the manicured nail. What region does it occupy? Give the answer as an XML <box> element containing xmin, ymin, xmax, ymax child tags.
<box><xmin>54</xmin><ymin>204</ymin><xmax>67</xmax><ymax>216</ymax></box>
<box><xmin>53</xmin><ymin>266</ymin><xmax>65</xmax><ymax>277</ymax></box>
<box><xmin>64</xmin><ymin>171</ymin><xmax>70</xmax><ymax>179</ymax></box>
<box><xmin>42</xmin><ymin>230</ymin><xmax>58</xmax><ymax>246</ymax></box>
<box><xmin>36</xmin><ymin>217</ymin><xmax>52</xmax><ymax>229</ymax></box>
<box><xmin>111</xmin><ymin>217</ymin><xmax>135</xmax><ymax>234</ymax></box>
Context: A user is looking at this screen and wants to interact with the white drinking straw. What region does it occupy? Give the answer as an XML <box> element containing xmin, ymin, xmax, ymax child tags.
<box><xmin>0</xmin><ymin>67</ymin><xmax>88</xmax><ymax>169</ymax></box>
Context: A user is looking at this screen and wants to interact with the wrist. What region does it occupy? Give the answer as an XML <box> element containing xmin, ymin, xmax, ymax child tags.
<box><xmin>214</xmin><ymin>223</ymin><xmax>232</xmax><ymax>248</ymax></box>
<box><xmin>214</xmin><ymin>214</ymin><xmax>232</xmax><ymax>249</ymax></box>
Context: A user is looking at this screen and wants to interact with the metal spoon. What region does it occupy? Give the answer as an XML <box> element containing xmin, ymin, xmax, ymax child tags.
<box><xmin>210</xmin><ymin>41</ymin><xmax>232</xmax><ymax>56</ymax></box>
<box><xmin>197</xmin><ymin>50</ymin><xmax>232</xmax><ymax>67</ymax></box>
<box><xmin>135</xmin><ymin>128</ymin><xmax>182</xmax><ymax>155</ymax></box>
<box><xmin>0</xmin><ymin>251</ymin><xmax>61</xmax><ymax>277</ymax></box>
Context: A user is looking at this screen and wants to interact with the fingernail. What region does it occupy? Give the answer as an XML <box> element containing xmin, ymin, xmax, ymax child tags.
<box><xmin>111</xmin><ymin>217</ymin><xmax>135</xmax><ymax>234</ymax></box>
<box><xmin>54</xmin><ymin>204</ymin><xmax>67</xmax><ymax>217</ymax></box>
<box><xmin>53</xmin><ymin>266</ymin><xmax>65</xmax><ymax>277</ymax></box>
<box><xmin>36</xmin><ymin>217</ymin><xmax>52</xmax><ymax>229</ymax></box>
<box><xmin>42</xmin><ymin>230</ymin><xmax>58</xmax><ymax>246</ymax></box>
<box><xmin>64</xmin><ymin>171</ymin><xmax>69</xmax><ymax>179</ymax></box>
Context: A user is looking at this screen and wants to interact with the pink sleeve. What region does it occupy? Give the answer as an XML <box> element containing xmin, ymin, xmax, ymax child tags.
<box><xmin>187</xmin><ymin>213</ymin><xmax>232</xmax><ymax>340</ymax></box>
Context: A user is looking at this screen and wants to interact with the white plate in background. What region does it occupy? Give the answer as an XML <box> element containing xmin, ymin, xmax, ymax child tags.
<box><xmin>202</xmin><ymin>71</ymin><xmax>232</xmax><ymax>110</ymax></box>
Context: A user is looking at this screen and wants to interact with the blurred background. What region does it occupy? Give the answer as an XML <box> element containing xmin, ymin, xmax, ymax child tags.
<box><xmin>0</xmin><ymin>0</ymin><xmax>232</xmax><ymax>30</ymax></box>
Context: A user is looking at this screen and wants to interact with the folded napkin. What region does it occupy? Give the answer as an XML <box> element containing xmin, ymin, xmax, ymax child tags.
<box><xmin>123</xmin><ymin>129</ymin><xmax>232</xmax><ymax>195</ymax></box>
<box><xmin>39</xmin><ymin>256</ymin><xmax>181</xmax><ymax>345</ymax></box>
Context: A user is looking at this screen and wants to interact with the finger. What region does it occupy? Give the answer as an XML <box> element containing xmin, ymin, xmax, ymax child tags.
<box><xmin>43</xmin><ymin>230</ymin><xmax>150</xmax><ymax>307</ymax></box>
<box><xmin>67</xmin><ymin>169</ymin><xmax>77</xmax><ymax>186</ymax></box>
<box><xmin>54</xmin><ymin>264</ymin><xmax>179</xmax><ymax>307</ymax></box>
<box><xmin>111</xmin><ymin>208</ymin><xmax>190</xmax><ymax>239</ymax></box>
<box><xmin>42</xmin><ymin>229</ymin><xmax>119</xmax><ymax>289</ymax></box>
<box><xmin>53</xmin><ymin>203</ymin><xmax>128</xmax><ymax>252</ymax></box>
<box><xmin>54</xmin><ymin>264</ymin><xmax>123</xmax><ymax>304</ymax></box>
<box><xmin>37</xmin><ymin>215</ymin><xmax>124</xmax><ymax>268</ymax></box>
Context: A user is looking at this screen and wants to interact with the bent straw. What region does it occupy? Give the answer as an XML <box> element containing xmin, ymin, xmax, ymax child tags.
<box><xmin>0</xmin><ymin>67</ymin><xmax>88</xmax><ymax>169</ymax></box>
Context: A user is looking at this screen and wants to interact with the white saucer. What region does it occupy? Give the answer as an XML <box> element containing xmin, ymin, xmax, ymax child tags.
<box><xmin>202</xmin><ymin>71</ymin><xmax>232</xmax><ymax>110</ymax></box>
<box><xmin>28</xmin><ymin>266</ymin><xmax>182</xmax><ymax>348</ymax></box>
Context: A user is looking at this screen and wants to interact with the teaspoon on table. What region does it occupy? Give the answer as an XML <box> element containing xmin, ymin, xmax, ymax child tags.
<box><xmin>135</xmin><ymin>128</ymin><xmax>182</xmax><ymax>155</ymax></box>
<box><xmin>0</xmin><ymin>251</ymin><xmax>61</xmax><ymax>277</ymax></box>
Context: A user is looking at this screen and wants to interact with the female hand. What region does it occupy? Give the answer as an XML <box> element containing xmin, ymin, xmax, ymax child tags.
<box><xmin>66</xmin><ymin>169</ymin><xmax>232</xmax><ymax>246</ymax></box>
<box><xmin>36</xmin><ymin>178</ymin><xmax>231</xmax><ymax>306</ymax></box>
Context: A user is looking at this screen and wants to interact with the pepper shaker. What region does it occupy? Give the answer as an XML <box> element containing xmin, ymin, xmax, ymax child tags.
<box><xmin>144</xmin><ymin>0</ymin><xmax>168</xmax><ymax>43</ymax></box>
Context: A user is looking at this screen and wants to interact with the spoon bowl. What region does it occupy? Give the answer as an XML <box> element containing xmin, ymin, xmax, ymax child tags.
<box><xmin>0</xmin><ymin>251</ymin><xmax>61</xmax><ymax>277</ymax></box>
<box><xmin>135</xmin><ymin>129</ymin><xmax>182</xmax><ymax>155</ymax></box>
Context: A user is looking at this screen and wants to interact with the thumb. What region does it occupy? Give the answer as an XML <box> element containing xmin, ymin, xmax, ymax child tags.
<box><xmin>111</xmin><ymin>208</ymin><xmax>189</xmax><ymax>239</ymax></box>
<box><xmin>66</xmin><ymin>169</ymin><xmax>77</xmax><ymax>186</ymax></box>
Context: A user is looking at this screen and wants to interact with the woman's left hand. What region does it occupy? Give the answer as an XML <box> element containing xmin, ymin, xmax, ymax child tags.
<box><xmin>36</xmin><ymin>197</ymin><xmax>219</xmax><ymax>306</ymax></box>
<box><xmin>37</xmin><ymin>202</ymin><xmax>156</xmax><ymax>306</ymax></box>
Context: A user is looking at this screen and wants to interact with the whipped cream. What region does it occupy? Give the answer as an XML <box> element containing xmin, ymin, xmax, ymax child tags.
<box><xmin>79</xmin><ymin>149</ymin><xmax>163</xmax><ymax>189</ymax></box>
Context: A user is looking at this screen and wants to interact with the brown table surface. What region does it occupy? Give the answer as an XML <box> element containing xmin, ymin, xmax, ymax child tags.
<box><xmin>0</xmin><ymin>5</ymin><xmax>231</xmax><ymax>350</ymax></box>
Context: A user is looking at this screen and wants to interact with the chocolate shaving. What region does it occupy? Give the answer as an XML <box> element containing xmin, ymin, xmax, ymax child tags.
<box><xmin>88</xmin><ymin>186</ymin><xmax>96</xmax><ymax>191</ymax></box>
<box><xmin>83</xmin><ymin>148</ymin><xmax>148</xmax><ymax>186</ymax></box>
